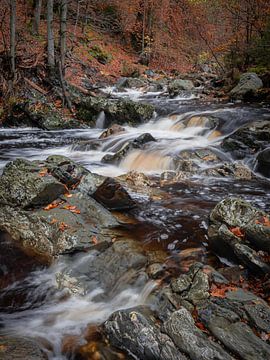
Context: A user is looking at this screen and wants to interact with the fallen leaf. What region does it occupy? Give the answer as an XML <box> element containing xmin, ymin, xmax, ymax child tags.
<box><xmin>50</xmin><ymin>218</ymin><xmax>58</xmax><ymax>224</ymax></box>
<box><xmin>195</xmin><ymin>321</ymin><xmax>207</xmax><ymax>332</ymax></box>
<box><xmin>91</xmin><ymin>236</ymin><xmax>98</xmax><ymax>245</ymax></box>
<box><xmin>229</xmin><ymin>227</ymin><xmax>245</xmax><ymax>238</ymax></box>
<box><xmin>65</xmin><ymin>193</ymin><xmax>73</xmax><ymax>198</ymax></box>
<box><xmin>0</xmin><ymin>344</ymin><xmax>7</xmax><ymax>351</ymax></box>
<box><xmin>44</xmin><ymin>201</ymin><xmax>60</xmax><ymax>211</ymax></box>
<box><xmin>59</xmin><ymin>222</ymin><xmax>69</xmax><ymax>231</ymax></box>
<box><xmin>70</xmin><ymin>209</ymin><xmax>81</xmax><ymax>214</ymax></box>
<box><xmin>210</xmin><ymin>284</ymin><xmax>237</xmax><ymax>298</ymax></box>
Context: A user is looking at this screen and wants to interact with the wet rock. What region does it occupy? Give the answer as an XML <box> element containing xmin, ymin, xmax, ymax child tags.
<box><xmin>71</xmin><ymin>139</ymin><xmax>101</xmax><ymax>151</ymax></box>
<box><xmin>244</xmin><ymin>302</ymin><xmax>270</xmax><ymax>333</ymax></box>
<box><xmin>171</xmin><ymin>263</ymin><xmax>210</xmax><ymax>305</ymax></box>
<box><xmin>5</xmin><ymin>102</ymin><xmax>85</xmax><ymax>130</ymax></box>
<box><xmin>162</xmin><ymin>307</ymin><xmax>233</xmax><ymax>360</ymax></box>
<box><xmin>57</xmin><ymin>240</ymin><xmax>148</xmax><ymax>295</ymax></box>
<box><xmin>208</xmin><ymin>197</ymin><xmax>270</xmax><ymax>273</ymax></box>
<box><xmin>102</xmin><ymin>133</ymin><xmax>156</xmax><ymax>165</ymax></box>
<box><xmin>92</xmin><ymin>177</ymin><xmax>136</xmax><ymax>211</ymax></box>
<box><xmin>115</xmin><ymin>77</ymin><xmax>147</xmax><ymax>90</ymax></box>
<box><xmin>222</xmin><ymin>120</ymin><xmax>270</xmax><ymax>159</ymax></box>
<box><xmin>256</xmin><ymin>147</ymin><xmax>270</xmax><ymax>178</ymax></box>
<box><xmin>0</xmin><ymin>192</ymin><xmax>118</xmax><ymax>262</ymax></box>
<box><xmin>0</xmin><ymin>336</ymin><xmax>47</xmax><ymax>359</ymax></box>
<box><xmin>118</xmin><ymin>171</ymin><xmax>152</xmax><ymax>188</ymax></box>
<box><xmin>230</xmin><ymin>72</ymin><xmax>263</xmax><ymax>100</ymax></box>
<box><xmin>0</xmin><ymin>158</ymin><xmax>66</xmax><ymax>208</ymax></box>
<box><xmin>99</xmin><ymin>124</ymin><xmax>125</xmax><ymax>139</ymax></box>
<box><xmin>46</xmin><ymin>155</ymin><xmax>88</xmax><ymax>188</ymax></box>
<box><xmin>168</xmin><ymin>79</ymin><xmax>194</xmax><ymax>96</ymax></box>
<box><xmin>198</xmin><ymin>301</ymin><xmax>270</xmax><ymax>360</ymax></box>
<box><xmin>77</xmin><ymin>96</ymin><xmax>154</xmax><ymax>128</ymax></box>
<box><xmin>202</xmin><ymin>162</ymin><xmax>253</xmax><ymax>180</ymax></box>
<box><xmin>104</xmin><ymin>306</ymin><xmax>187</xmax><ymax>360</ymax></box>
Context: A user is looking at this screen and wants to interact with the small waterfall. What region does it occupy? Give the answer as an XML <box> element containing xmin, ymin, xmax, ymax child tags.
<box><xmin>96</xmin><ymin>111</ymin><xmax>106</xmax><ymax>129</ymax></box>
<box><xmin>120</xmin><ymin>150</ymin><xmax>174</xmax><ymax>173</ymax></box>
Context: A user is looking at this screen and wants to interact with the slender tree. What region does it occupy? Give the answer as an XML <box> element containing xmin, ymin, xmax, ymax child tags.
<box><xmin>47</xmin><ymin>0</ymin><xmax>55</xmax><ymax>71</ymax></box>
<box><xmin>59</xmin><ymin>0</ymin><xmax>67</xmax><ymax>75</ymax></box>
<box><xmin>32</xmin><ymin>0</ymin><xmax>42</xmax><ymax>35</ymax></box>
<box><xmin>10</xmin><ymin>0</ymin><xmax>16</xmax><ymax>77</ymax></box>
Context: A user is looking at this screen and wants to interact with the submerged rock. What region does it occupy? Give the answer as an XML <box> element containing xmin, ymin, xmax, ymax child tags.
<box><xmin>230</xmin><ymin>72</ymin><xmax>263</xmax><ymax>100</ymax></box>
<box><xmin>102</xmin><ymin>133</ymin><xmax>156</xmax><ymax>165</ymax></box>
<box><xmin>208</xmin><ymin>197</ymin><xmax>270</xmax><ymax>273</ymax></box>
<box><xmin>77</xmin><ymin>95</ymin><xmax>154</xmax><ymax>128</ymax></box>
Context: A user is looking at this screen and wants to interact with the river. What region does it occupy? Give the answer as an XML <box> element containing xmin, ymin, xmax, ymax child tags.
<box><xmin>0</xmin><ymin>88</ymin><xmax>270</xmax><ymax>359</ymax></box>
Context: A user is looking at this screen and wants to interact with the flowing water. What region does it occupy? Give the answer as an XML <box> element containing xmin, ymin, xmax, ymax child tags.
<box><xmin>0</xmin><ymin>88</ymin><xmax>270</xmax><ymax>358</ymax></box>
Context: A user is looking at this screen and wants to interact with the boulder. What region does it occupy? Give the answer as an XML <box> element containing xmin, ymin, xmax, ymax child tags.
<box><xmin>202</xmin><ymin>162</ymin><xmax>253</xmax><ymax>180</ymax></box>
<box><xmin>0</xmin><ymin>336</ymin><xmax>47</xmax><ymax>360</ymax></box>
<box><xmin>168</xmin><ymin>79</ymin><xmax>195</xmax><ymax>96</ymax></box>
<box><xmin>208</xmin><ymin>198</ymin><xmax>270</xmax><ymax>273</ymax></box>
<box><xmin>56</xmin><ymin>239</ymin><xmax>148</xmax><ymax>295</ymax></box>
<box><xmin>92</xmin><ymin>177</ymin><xmax>136</xmax><ymax>211</ymax></box>
<box><xmin>230</xmin><ymin>72</ymin><xmax>263</xmax><ymax>100</ymax></box>
<box><xmin>115</xmin><ymin>77</ymin><xmax>147</xmax><ymax>90</ymax></box>
<box><xmin>77</xmin><ymin>96</ymin><xmax>154</xmax><ymax>128</ymax></box>
<box><xmin>198</xmin><ymin>300</ymin><xmax>270</xmax><ymax>360</ymax></box>
<box><xmin>162</xmin><ymin>307</ymin><xmax>233</xmax><ymax>360</ymax></box>
<box><xmin>256</xmin><ymin>147</ymin><xmax>270</xmax><ymax>178</ymax></box>
<box><xmin>4</xmin><ymin>102</ymin><xmax>85</xmax><ymax>130</ymax></box>
<box><xmin>222</xmin><ymin>120</ymin><xmax>270</xmax><ymax>159</ymax></box>
<box><xmin>0</xmin><ymin>158</ymin><xmax>66</xmax><ymax>208</ymax></box>
<box><xmin>104</xmin><ymin>306</ymin><xmax>187</xmax><ymax>360</ymax></box>
<box><xmin>99</xmin><ymin>124</ymin><xmax>125</xmax><ymax>139</ymax></box>
<box><xmin>102</xmin><ymin>133</ymin><xmax>156</xmax><ymax>165</ymax></box>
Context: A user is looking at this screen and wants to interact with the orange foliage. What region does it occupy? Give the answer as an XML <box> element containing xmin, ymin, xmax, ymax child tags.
<box><xmin>229</xmin><ymin>227</ymin><xmax>245</xmax><ymax>238</ymax></box>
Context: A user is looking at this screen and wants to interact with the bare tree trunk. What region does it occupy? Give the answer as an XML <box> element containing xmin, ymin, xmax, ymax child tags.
<box><xmin>33</xmin><ymin>0</ymin><xmax>42</xmax><ymax>35</ymax></box>
<box><xmin>47</xmin><ymin>0</ymin><xmax>55</xmax><ymax>71</ymax></box>
<box><xmin>59</xmin><ymin>0</ymin><xmax>67</xmax><ymax>75</ymax></box>
<box><xmin>10</xmin><ymin>0</ymin><xmax>16</xmax><ymax>77</ymax></box>
<box><xmin>142</xmin><ymin>0</ymin><xmax>147</xmax><ymax>53</ymax></box>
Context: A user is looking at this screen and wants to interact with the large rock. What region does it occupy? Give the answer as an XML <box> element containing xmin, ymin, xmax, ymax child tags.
<box><xmin>162</xmin><ymin>307</ymin><xmax>233</xmax><ymax>360</ymax></box>
<box><xmin>56</xmin><ymin>240</ymin><xmax>148</xmax><ymax>295</ymax></box>
<box><xmin>104</xmin><ymin>306</ymin><xmax>187</xmax><ymax>360</ymax></box>
<box><xmin>208</xmin><ymin>198</ymin><xmax>270</xmax><ymax>273</ymax></box>
<box><xmin>222</xmin><ymin>120</ymin><xmax>270</xmax><ymax>159</ymax></box>
<box><xmin>4</xmin><ymin>102</ymin><xmax>85</xmax><ymax>130</ymax></box>
<box><xmin>198</xmin><ymin>300</ymin><xmax>270</xmax><ymax>360</ymax></box>
<box><xmin>230</xmin><ymin>72</ymin><xmax>263</xmax><ymax>100</ymax></box>
<box><xmin>256</xmin><ymin>147</ymin><xmax>270</xmax><ymax>178</ymax></box>
<box><xmin>0</xmin><ymin>156</ymin><xmax>122</xmax><ymax>262</ymax></box>
<box><xmin>168</xmin><ymin>79</ymin><xmax>195</xmax><ymax>97</ymax></box>
<box><xmin>0</xmin><ymin>158</ymin><xmax>66</xmax><ymax>208</ymax></box>
<box><xmin>92</xmin><ymin>177</ymin><xmax>136</xmax><ymax>211</ymax></box>
<box><xmin>77</xmin><ymin>96</ymin><xmax>154</xmax><ymax>128</ymax></box>
<box><xmin>102</xmin><ymin>133</ymin><xmax>156</xmax><ymax>165</ymax></box>
<box><xmin>0</xmin><ymin>336</ymin><xmax>47</xmax><ymax>359</ymax></box>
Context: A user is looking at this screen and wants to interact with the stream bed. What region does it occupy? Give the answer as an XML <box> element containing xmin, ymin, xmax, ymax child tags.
<box><xmin>0</xmin><ymin>88</ymin><xmax>270</xmax><ymax>359</ymax></box>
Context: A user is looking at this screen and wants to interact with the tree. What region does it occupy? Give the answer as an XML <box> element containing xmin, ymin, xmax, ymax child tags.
<box><xmin>47</xmin><ymin>0</ymin><xmax>55</xmax><ymax>71</ymax></box>
<box><xmin>59</xmin><ymin>0</ymin><xmax>67</xmax><ymax>75</ymax></box>
<box><xmin>32</xmin><ymin>0</ymin><xmax>42</xmax><ymax>35</ymax></box>
<box><xmin>10</xmin><ymin>0</ymin><xmax>16</xmax><ymax>77</ymax></box>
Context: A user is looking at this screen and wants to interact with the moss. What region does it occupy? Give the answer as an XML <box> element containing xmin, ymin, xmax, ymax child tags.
<box><xmin>88</xmin><ymin>45</ymin><xmax>112</xmax><ymax>65</ymax></box>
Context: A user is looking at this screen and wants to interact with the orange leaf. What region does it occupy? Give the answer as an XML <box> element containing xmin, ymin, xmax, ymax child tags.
<box><xmin>229</xmin><ymin>227</ymin><xmax>245</xmax><ymax>238</ymax></box>
<box><xmin>70</xmin><ymin>209</ymin><xmax>81</xmax><ymax>214</ymax></box>
<box><xmin>65</xmin><ymin>193</ymin><xmax>73</xmax><ymax>198</ymax></box>
<box><xmin>50</xmin><ymin>218</ymin><xmax>58</xmax><ymax>224</ymax></box>
<box><xmin>195</xmin><ymin>321</ymin><xmax>207</xmax><ymax>332</ymax></box>
<box><xmin>44</xmin><ymin>201</ymin><xmax>59</xmax><ymax>211</ymax></box>
<box><xmin>59</xmin><ymin>222</ymin><xmax>69</xmax><ymax>231</ymax></box>
<box><xmin>91</xmin><ymin>236</ymin><xmax>98</xmax><ymax>245</ymax></box>
<box><xmin>211</xmin><ymin>284</ymin><xmax>237</xmax><ymax>298</ymax></box>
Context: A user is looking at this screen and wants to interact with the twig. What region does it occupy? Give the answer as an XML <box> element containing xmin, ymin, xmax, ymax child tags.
<box><xmin>24</xmin><ymin>77</ymin><xmax>48</xmax><ymax>95</ymax></box>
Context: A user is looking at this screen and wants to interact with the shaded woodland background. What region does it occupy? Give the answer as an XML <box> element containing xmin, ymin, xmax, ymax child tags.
<box><xmin>0</xmin><ymin>0</ymin><xmax>270</xmax><ymax>100</ymax></box>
